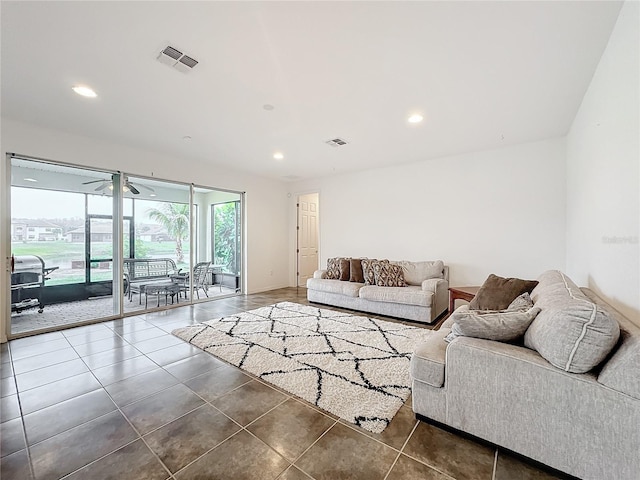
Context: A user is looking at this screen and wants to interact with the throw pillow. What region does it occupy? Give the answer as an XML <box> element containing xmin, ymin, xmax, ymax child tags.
<box><xmin>361</xmin><ymin>259</ymin><xmax>389</xmax><ymax>285</ymax></box>
<box><xmin>469</xmin><ymin>274</ymin><xmax>539</xmax><ymax>311</ymax></box>
<box><xmin>524</xmin><ymin>272</ymin><xmax>620</xmax><ymax>374</ymax></box>
<box><xmin>373</xmin><ymin>262</ymin><xmax>407</xmax><ymax>287</ymax></box>
<box><xmin>349</xmin><ymin>258</ymin><xmax>364</xmax><ymax>283</ymax></box>
<box><xmin>444</xmin><ymin>293</ymin><xmax>538</xmax><ymax>343</ymax></box>
<box><xmin>339</xmin><ymin>258</ymin><xmax>351</xmax><ymax>281</ymax></box>
<box><xmin>507</xmin><ymin>292</ymin><xmax>534</xmax><ymax>311</ymax></box>
<box><xmin>445</xmin><ymin>306</ymin><xmax>541</xmax><ymax>343</ymax></box>
<box><xmin>326</xmin><ymin>257</ymin><xmax>341</xmax><ymax>280</ymax></box>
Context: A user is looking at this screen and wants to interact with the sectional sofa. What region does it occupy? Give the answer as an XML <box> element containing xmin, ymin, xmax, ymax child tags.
<box><xmin>410</xmin><ymin>270</ymin><xmax>639</xmax><ymax>480</ymax></box>
<box><xmin>307</xmin><ymin>258</ymin><xmax>449</xmax><ymax>324</ymax></box>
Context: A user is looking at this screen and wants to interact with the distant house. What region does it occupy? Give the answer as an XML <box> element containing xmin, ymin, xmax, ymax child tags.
<box><xmin>63</xmin><ymin>223</ymin><xmax>172</xmax><ymax>243</ymax></box>
<box><xmin>11</xmin><ymin>218</ymin><xmax>62</xmax><ymax>241</ymax></box>
<box><xmin>136</xmin><ymin>224</ymin><xmax>173</xmax><ymax>242</ymax></box>
<box><xmin>64</xmin><ymin>223</ymin><xmax>113</xmax><ymax>243</ymax></box>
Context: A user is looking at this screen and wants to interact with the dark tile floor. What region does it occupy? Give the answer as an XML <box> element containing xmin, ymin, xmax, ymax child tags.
<box><xmin>1</xmin><ymin>288</ymin><xmax>571</xmax><ymax>480</ymax></box>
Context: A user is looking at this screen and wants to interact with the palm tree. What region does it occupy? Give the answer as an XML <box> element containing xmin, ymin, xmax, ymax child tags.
<box><xmin>146</xmin><ymin>203</ymin><xmax>189</xmax><ymax>263</ymax></box>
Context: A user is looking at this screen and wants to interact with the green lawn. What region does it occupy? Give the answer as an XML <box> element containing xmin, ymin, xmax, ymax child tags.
<box><xmin>12</xmin><ymin>241</ymin><xmax>188</xmax><ymax>286</ymax></box>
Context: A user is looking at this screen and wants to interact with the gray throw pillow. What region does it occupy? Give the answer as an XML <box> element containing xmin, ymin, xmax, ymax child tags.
<box><xmin>445</xmin><ymin>293</ymin><xmax>537</xmax><ymax>343</ymax></box>
<box><xmin>445</xmin><ymin>306</ymin><xmax>541</xmax><ymax>342</ymax></box>
<box><xmin>469</xmin><ymin>274</ymin><xmax>539</xmax><ymax>311</ymax></box>
<box><xmin>524</xmin><ymin>272</ymin><xmax>620</xmax><ymax>373</ymax></box>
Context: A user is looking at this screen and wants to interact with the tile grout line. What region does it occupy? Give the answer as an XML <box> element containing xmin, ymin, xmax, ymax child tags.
<box><xmin>398</xmin><ymin>414</ymin><xmax>460</xmax><ymax>480</ymax></box>
<box><xmin>382</xmin><ymin>419</ymin><xmax>420</xmax><ymax>480</ymax></box>
<box><xmin>56</xmin><ymin>336</ymin><xmax>176</xmax><ymax>480</ymax></box>
<box><xmin>6</xmin><ymin>344</ymin><xmax>37</xmax><ymax>480</ymax></box>
<box><xmin>7</xmin><ymin>292</ymin><xmax>320</xmax><ymax>479</ymax></box>
<box><xmin>284</xmin><ymin>419</ymin><xmax>339</xmax><ymax>479</ymax></box>
<box><xmin>169</xmin><ymin>428</ymin><xmax>246</xmax><ymax>477</ymax></box>
<box><xmin>492</xmin><ymin>448</ymin><xmax>498</xmax><ymax>480</ymax></box>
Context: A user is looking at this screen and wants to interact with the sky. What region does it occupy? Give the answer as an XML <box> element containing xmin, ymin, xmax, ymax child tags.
<box><xmin>10</xmin><ymin>187</ymin><xmax>164</xmax><ymax>220</ymax></box>
<box><xmin>12</xmin><ymin>188</ymin><xmax>87</xmax><ymax>218</ymax></box>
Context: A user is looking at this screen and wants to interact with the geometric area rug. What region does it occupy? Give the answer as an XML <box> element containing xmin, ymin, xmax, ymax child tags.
<box><xmin>172</xmin><ymin>302</ymin><xmax>433</xmax><ymax>433</ymax></box>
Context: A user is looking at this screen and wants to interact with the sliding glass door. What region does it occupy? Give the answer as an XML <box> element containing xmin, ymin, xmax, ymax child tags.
<box><xmin>123</xmin><ymin>176</ymin><xmax>190</xmax><ymax>313</ymax></box>
<box><xmin>195</xmin><ymin>187</ymin><xmax>243</xmax><ymax>299</ymax></box>
<box><xmin>212</xmin><ymin>200</ymin><xmax>242</xmax><ymax>291</ymax></box>
<box><xmin>7</xmin><ymin>156</ymin><xmax>245</xmax><ymax>338</ymax></box>
<box><xmin>9</xmin><ymin>157</ymin><xmax>121</xmax><ymax>335</ymax></box>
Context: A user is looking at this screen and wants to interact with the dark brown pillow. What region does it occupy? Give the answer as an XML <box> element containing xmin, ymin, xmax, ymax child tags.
<box><xmin>339</xmin><ymin>258</ymin><xmax>351</xmax><ymax>281</ymax></box>
<box><xmin>469</xmin><ymin>274</ymin><xmax>539</xmax><ymax>311</ymax></box>
<box><xmin>349</xmin><ymin>258</ymin><xmax>364</xmax><ymax>283</ymax></box>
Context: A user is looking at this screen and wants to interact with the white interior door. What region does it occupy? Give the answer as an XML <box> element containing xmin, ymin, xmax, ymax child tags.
<box><xmin>297</xmin><ymin>193</ymin><xmax>319</xmax><ymax>286</ymax></box>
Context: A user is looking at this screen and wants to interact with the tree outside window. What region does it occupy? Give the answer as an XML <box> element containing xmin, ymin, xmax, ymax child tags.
<box><xmin>213</xmin><ymin>202</ymin><xmax>240</xmax><ymax>274</ymax></box>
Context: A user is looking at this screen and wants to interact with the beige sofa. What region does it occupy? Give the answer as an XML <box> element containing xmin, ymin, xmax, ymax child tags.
<box><xmin>410</xmin><ymin>270</ymin><xmax>640</xmax><ymax>480</ymax></box>
<box><xmin>307</xmin><ymin>259</ymin><xmax>449</xmax><ymax>324</ymax></box>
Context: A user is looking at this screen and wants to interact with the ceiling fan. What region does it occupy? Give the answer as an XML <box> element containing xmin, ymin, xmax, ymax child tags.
<box><xmin>82</xmin><ymin>176</ymin><xmax>154</xmax><ymax>195</ymax></box>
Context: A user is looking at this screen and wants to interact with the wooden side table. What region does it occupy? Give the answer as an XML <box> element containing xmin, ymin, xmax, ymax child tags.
<box><xmin>449</xmin><ymin>286</ymin><xmax>480</xmax><ymax>313</ymax></box>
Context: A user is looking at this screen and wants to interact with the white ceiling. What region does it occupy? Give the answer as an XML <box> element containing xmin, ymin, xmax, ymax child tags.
<box><xmin>1</xmin><ymin>1</ymin><xmax>623</xmax><ymax>182</ymax></box>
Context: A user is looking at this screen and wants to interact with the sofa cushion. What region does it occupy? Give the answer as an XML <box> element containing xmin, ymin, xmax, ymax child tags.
<box><xmin>359</xmin><ymin>285</ymin><xmax>433</xmax><ymax>307</ymax></box>
<box><xmin>373</xmin><ymin>262</ymin><xmax>406</xmax><ymax>287</ymax></box>
<box><xmin>338</xmin><ymin>258</ymin><xmax>351</xmax><ymax>281</ymax></box>
<box><xmin>392</xmin><ymin>260</ymin><xmax>444</xmax><ymax>285</ymax></box>
<box><xmin>326</xmin><ymin>257</ymin><xmax>341</xmax><ymax>280</ymax></box>
<box><xmin>306</xmin><ymin>278</ymin><xmax>363</xmax><ymax>297</ymax></box>
<box><xmin>524</xmin><ymin>271</ymin><xmax>620</xmax><ymax>374</ymax></box>
<box><xmin>361</xmin><ymin>259</ymin><xmax>388</xmax><ymax>286</ymax></box>
<box><xmin>349</xmin><ymin>258</ymin><xmax>364</xmax><ymax>283</ymax></box>
<box><xmin>411</xmin><ymin>329</ymin><xmax>449</xmax><ymax>388</ymax></box>
<box><xmin>469</xmin><ymin>274</ymin><xmax>539</xmax><ymax>311</ymax></box>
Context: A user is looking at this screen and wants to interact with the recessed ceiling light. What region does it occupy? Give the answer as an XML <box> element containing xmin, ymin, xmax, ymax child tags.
<box><xmin>263</xmin><ymin>104</ymin><xmax>275</xmax><ymax>111</ymax></box>
<box><xmin>408</xmin><ymin>114</ymin><xmax>423</xmax><ymax>124</ymax></box>
<box><xmin>183</xmin><ymin>135</ymin><xmax>192</xmax><ymax>141</ymax></box>
<box><xmin>72</xmin><ymin>85</ymin><xmax>97</xmax><ymax>98</ymax></box>
<box><xmin>23</xmin><ymin>178</ymin><xmax>38</xmax><ymax>182</ymax></box>
<box><xmin>273</xmin><ymin>152</ymin><xmax>284</xmax><ymax>160</ymax></box>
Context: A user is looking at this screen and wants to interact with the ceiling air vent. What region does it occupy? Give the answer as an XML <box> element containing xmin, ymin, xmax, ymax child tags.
<box><xmin>325</xmin><ymin>138</ymin><xmax>348</xmax><ymax>147</ymax></box>
<box><xmin>157</xmin><ymin>46</ymin><xmax>198</xmax><ymax>73</ymax></box>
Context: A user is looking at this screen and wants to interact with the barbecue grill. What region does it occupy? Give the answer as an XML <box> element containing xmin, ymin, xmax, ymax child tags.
<box><xmin>11</xmin><ymin>255</ymin><xmax>58</xmax><ymax>313</ymax></box>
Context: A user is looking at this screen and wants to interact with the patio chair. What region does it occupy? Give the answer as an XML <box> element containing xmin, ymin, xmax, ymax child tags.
<box><xmin>176</xmin><ymin>261</ymin><xmax>211</xmax><ymax>299</ymax></box>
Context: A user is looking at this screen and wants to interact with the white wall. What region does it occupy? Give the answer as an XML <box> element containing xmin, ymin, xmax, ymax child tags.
<box><xmin>289</xmin><ymin>137</ymin><xmax>567</xmax><ymax>286</ymax></box>
<box><xmin>1</xmin><ymin>118</ymin><xmax>290</xmax><ymax>338</ymax></box>
<box><xmin>566</xmin><ymin>1</ymin><xmax>639</xmax><ymax>322</ymax></box>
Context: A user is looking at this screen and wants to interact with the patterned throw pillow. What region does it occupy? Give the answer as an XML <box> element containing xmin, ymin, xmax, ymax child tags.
<box><xmin>326</xmin><ymin>257</ymin><xmax>341</xmax><ymax>280</ymax></box>
<box><xmin>373</xmin><ymin>262</ymin><xmax>407</xmax><ymax>287</ymax></box>
<box><xmin>361</xmin><ymin>259</ymin><xmax>389</xmax><ymax>285</ymax></box>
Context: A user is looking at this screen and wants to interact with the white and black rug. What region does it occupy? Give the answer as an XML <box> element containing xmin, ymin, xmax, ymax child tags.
<box><xmin>172</xmin><ymin>302</ymin><xmax>432</xmax><ymax>433</ymax></box>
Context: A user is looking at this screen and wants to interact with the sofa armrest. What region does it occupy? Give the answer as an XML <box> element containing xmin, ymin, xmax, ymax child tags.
<box><xmin>422</xmin><ymin>278</ymin><xmax>449</xmax><ymax>318</ymax></box>
<box><xmin>313</xmin><ymin>269</ymin><xmax>328</xmax><ymax>279</ymax></box>
<box><xmin>421</xmin><ymin>278</ymin><xmax>446</xmax><ymax>292</ymax></box>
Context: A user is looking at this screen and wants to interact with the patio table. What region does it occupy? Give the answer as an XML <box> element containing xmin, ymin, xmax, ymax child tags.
<box><xmin>134</xmin><ymin>281</ymin><xmax>181</xmax><ymax>308</ymax></box>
